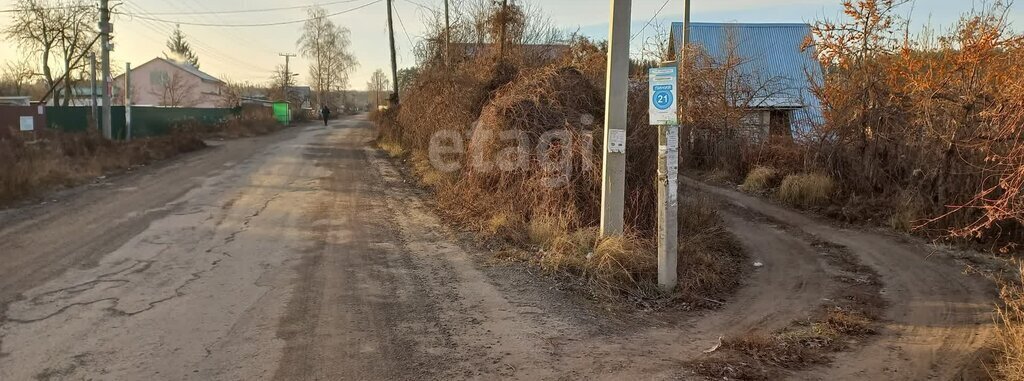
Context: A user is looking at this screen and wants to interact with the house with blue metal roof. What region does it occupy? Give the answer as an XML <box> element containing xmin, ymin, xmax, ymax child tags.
<box><xmin>671</xmin><ymin>22</ymin><xmax>823</xmax><ymax>139</ymax></box>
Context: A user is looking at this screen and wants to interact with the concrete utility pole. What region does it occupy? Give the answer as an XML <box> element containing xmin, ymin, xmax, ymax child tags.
<box><xmin>279</xmin><ymin>53</ymin><xmax>296</xmax><ymax>100</ymax></box>
<box><xmin>100</xmin><ymin>0</ymin><xmax>112</xmax><ymax>139</ymax></box>
<box><xmin>125</xmin><ymin>62</ymin><xmax>131</xmax><ymax>141</ymax></box>
<box><xmin>599</xmin><ymin>0</ymin><xmax>632</xmax><ymax>238</ymax></box>
<box><xmin>387</xmin><ymin>0</ymin><xmax>399</xmax><ymax>105</ymax></box>
<box><xmin>90</xmin><ymin>53</ymin><xmax>97</xmax><ymax>129</ymax></box>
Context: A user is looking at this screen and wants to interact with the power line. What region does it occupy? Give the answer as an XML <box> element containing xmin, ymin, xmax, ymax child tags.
<box><xmin>117</xmin><ymin>0</ymin><xmax>384</xmax><ymax>27</ymax></box>
<box><xmin>0</xmin><ymin>5</ymin><xmax>91</xmax><ymax>13</ymax></box>
<box><xmin>393</xmin><ymin>2</ymin><xmax>415</xmax><ymax>48</ymax></box>
<box><xmin>631</xmin><ymin>0</ymin><xmax>672</xmax><ymax>41</ymax></box>
<box><xmin>119</xmin><ymin>2</ymin><xmax>271</xmax><ymax>75</ymax></box>
<box><xmin>402</xmin><ymin>0</ymin><xmax>439</xmax><ymax>13</ymax></box>
<box><xmin>135</xmin><ymin>0</ymin><xmax>365</xmax><ymax>15</ymax></box>
<box><xmin>171</xmin><ymin>0</ymin><xmax>278</xmax><ymax>59</ymax></box>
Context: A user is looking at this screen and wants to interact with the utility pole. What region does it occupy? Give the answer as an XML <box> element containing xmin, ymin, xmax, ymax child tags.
<box><xmin>498</xmin><ymin>0</ymin><xmax>508</xmax><ymax>59</ymax></box>
<box><xmin>387</xmin><ymin>0</ymin><xmax>399</xmax><ymax>105</ymax></box>
<box><xmin>279</xmin><ymin>53</ymin><xmax>295</xmax><ymax>101</ymax></box>
<box><xmin>125</xmin><ymin>62</ymin><xmax>132</xmax><ymax>141</ymax></box>
<box><xmin>100</xmin><ymin>0</ymin><xmax>112</xmax><ymax>139</ymax></box>
<box><xmin>683</xmin><ymin>0</ymin><xmax>691</xmax><ymax>48</ymax></box>
<box><xmin>599</xmin><ymin>0</ymin><xmax>632</xmax><ymax>238</ymax></box>
<box><xmin>90</xmin><ymin>53</ymin><xmax>97</xmax><ymax>129</ymax></box>
<box><xmin>444</xmin><ymin>0</ymin><xmax>451</xmax><ymax>67</ymax></box>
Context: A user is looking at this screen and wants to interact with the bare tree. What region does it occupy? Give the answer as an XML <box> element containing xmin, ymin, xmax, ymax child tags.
<box><xmin>219</xmin><ymin>79</ymin><xmax>262</xmax><ymax>108</ymax></box>
<box><xmin>366</xmin><ymin>69</ymin><xmax>390</xmax><ymax>109</ymax></box>
<box><xmin>298</xmin><ymin>6</ymin><xmax>358</xmax><ymax>108</ymax></box>
<box><xmin>4</xmin><ymin>0</ymin><xmax>97</xmax><ymax>106</ymax></box>
<box><xmin>149</xmin><ymin>71</ymin><xmax>198</xmax><ymax>107</ymax></box>
<box><xmin>0</xmin><ymin>59</ymin><xmax>35</xmax><ymax>96</ymax></box>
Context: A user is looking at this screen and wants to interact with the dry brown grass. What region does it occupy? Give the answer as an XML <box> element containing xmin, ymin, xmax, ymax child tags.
<box><xmin>996</xmin><ymin>264</ymin><xmax>1024</xmax><ymax>381</ymax></box>
<box><xmin>373</xmin><ymin>35</ymin><xmax>745</xmax><ymax>300</ymax></box>
<box><xmin>740</xmin><ymin>166</ymin><xmax>780</xmax><ymax>193</ymax></box>
<box><xmin>0</xmin><ymin>128</ymin><xmax>205</xmax><ymax>206</ymax></box>
<box><xmin>0</xmin><ymin>112</ymin><xmax>283</xmax><ymax>208</ymax></box>
<box><xmin>776</xmin><ymin>173</ymin><xmax>836</xmax><ymax>207</ymax></box>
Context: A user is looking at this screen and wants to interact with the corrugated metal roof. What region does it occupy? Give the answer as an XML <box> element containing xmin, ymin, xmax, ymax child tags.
<box><xmin>671</xmin><ymin>22</ymin><xmax>823</xmax><ymax>130</ymax></box>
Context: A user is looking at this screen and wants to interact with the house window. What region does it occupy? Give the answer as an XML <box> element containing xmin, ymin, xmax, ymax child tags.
<box><xmin>150</xmin><ymin>71</ymin><xmax>169</xmax><ymax>86</ymax></box>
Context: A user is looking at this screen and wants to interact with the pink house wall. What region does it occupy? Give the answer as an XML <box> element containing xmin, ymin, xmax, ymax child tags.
<box><xmin>113</xmin><ymin>58</ymin><xmax>224</xmax><ymax>108</ymax></box>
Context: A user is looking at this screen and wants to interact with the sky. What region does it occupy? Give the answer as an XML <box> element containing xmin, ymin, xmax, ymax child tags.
<box><xmin>0</xmin><ymin>0</ymin><xmax>1020</xmax><ymax>90</ymax></box>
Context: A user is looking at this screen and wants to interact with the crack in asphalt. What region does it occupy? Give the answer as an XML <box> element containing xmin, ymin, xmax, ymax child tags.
<box><xmin>2</xmin><ymin>191</ymin><xmax>288</xmax><ymax>325</ymax></box>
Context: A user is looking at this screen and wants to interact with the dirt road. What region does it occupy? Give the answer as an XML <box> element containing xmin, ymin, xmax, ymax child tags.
<box><xmin>0</xmin><ymin>115</ymin><xmax>995</xmax><ymax>380</ymax></box>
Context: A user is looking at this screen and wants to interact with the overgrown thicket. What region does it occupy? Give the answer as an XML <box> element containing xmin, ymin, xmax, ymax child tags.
<box><xmin>376</xmin><ymin>1</ymin><xmax>743</xmax><ymax>300</ymax></box>
<box><xmin>686</xmin><ymin>0</ymin><xmax>1024</xmax><ymax>250</ymax></box>
<box><xmin>808</xmin><ymin>0</ymin><xmax>1024</xmax><ymax>245</ymax></box>
<box><xmin>0</xmin><ymin>109</ymin><xmax>281</xmax><ymax>207</ymax></box>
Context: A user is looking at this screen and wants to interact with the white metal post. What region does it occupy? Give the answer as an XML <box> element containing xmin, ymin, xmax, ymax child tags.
<box><xmin>657</xmin><ymin>122</ymin><xmax>679</xmax><ymax>291</ymax></box>
<box><xmin>600</xmin><ymin>0</ymin><xmax>632</xmax><ymax>238</ymax></box>
<box><xmin>650</xmin><ymin>63</ymin><xmax>680</xmax><ymax>291</ymax></box>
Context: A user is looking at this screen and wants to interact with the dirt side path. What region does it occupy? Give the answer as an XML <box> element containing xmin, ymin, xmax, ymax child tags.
<box><xmin>687</xmin><ymin>179</ymin><xmax>997</xmax><ymax>380</ymax></box>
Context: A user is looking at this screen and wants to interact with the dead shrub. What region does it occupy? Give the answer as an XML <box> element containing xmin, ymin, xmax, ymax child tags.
<box><xmin>740</xmin><ymin>166</ymin><xmax>780</xmax><ymax>193</ymax></box>
<box><xmin>776</xmin><ymin>173</ymin><xmax>835</xmax><ymax>207</ymax></box>
<box><xmin>0</xmin><ymin>128</ymin><xmax>205</xmax><ymax>207</ymax></box>
<box><xmin>372</xmin><ymin>9</ymin><xmax>745</xmax><ymax>299</ymax></box>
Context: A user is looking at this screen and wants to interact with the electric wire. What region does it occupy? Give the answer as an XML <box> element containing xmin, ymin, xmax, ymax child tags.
<box><xmin>116</xmin><ymin>0</ymin><xmax>384</xmax><ymax>27</ymax></box>
<box><xmin>631</xmin><ymin>0</ymin><xmax>672</xmax><ymax>41</ymax></box>
<box><xmin>135</xmin><ymin>0</ymin><xmax>364</xmax><ymax>15</ymax></box>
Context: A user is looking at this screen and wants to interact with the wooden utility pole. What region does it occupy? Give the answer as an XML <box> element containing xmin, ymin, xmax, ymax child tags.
<box><xmin>498</xmin><ymin>0</ymin><xmax>508</xmax><ymax>59</ymax></box>
<box><xmin>387</xmin><ymin>0</ymin><xmax>399</xmax><ymax>105</ymax></box>
<box><xmin>444</xmin><ymin>0</ymin><xmax>451</xmax><ymax>67</ymax></box>
<box><xmin>100</xmin><ymin>0</ymin><xmax>112</xmax><ymax>139</ymax></box>
<box><xmin>279</xmin><ymin>53</ymin><xmax>296</xmax><ymax>95</ymax></box>
<box><xmin>599</xmin><ymin>0</ymin><xmax>632</xmax><ymax>238</ymax></box>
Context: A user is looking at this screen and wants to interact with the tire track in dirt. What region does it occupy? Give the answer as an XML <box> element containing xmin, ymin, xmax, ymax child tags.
<box><xmin>686</xmin><ymin>178</ymin><xmax>996</xmax><ymax>380</ymax></box>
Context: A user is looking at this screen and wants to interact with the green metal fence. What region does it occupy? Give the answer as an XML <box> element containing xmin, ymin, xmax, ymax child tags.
<box><xmin>46</xmin><ymin>106</ymin><xmax>234</xmax><ymax>139</ymax></box>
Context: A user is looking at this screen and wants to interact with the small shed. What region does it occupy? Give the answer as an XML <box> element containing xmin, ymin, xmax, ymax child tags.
<box><xmin>0</xmin><ymin>98</ymin><xmax>47</xmax><ymax>132</ymax></box>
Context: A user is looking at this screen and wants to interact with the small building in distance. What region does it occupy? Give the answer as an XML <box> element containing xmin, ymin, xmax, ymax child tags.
<box><xmin>671</xmin><ymin>22</ymin><xmax>824</xmax><ymax>141</ymax></box>
<box><xmin>48</xmin><ymin>85</ymin><xmax>103</xmax><ymax>107</ymax></box>
<box><xmin>113</xmin><ymin>57</ymin><xmax>226</xmax><ymax>108</ymax></box>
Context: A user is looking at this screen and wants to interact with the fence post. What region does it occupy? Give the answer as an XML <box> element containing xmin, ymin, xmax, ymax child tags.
<box><xmin>125</xmin><ymin>62</ymin><xmax>131</xmax><ymax>141</ymax></box>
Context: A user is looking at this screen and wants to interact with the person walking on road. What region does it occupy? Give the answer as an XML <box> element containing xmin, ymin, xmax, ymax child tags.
<box><xmin>321</xmin><ymin>105</ymin><xmax>331</xmax><ymax>126</ymax></box>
